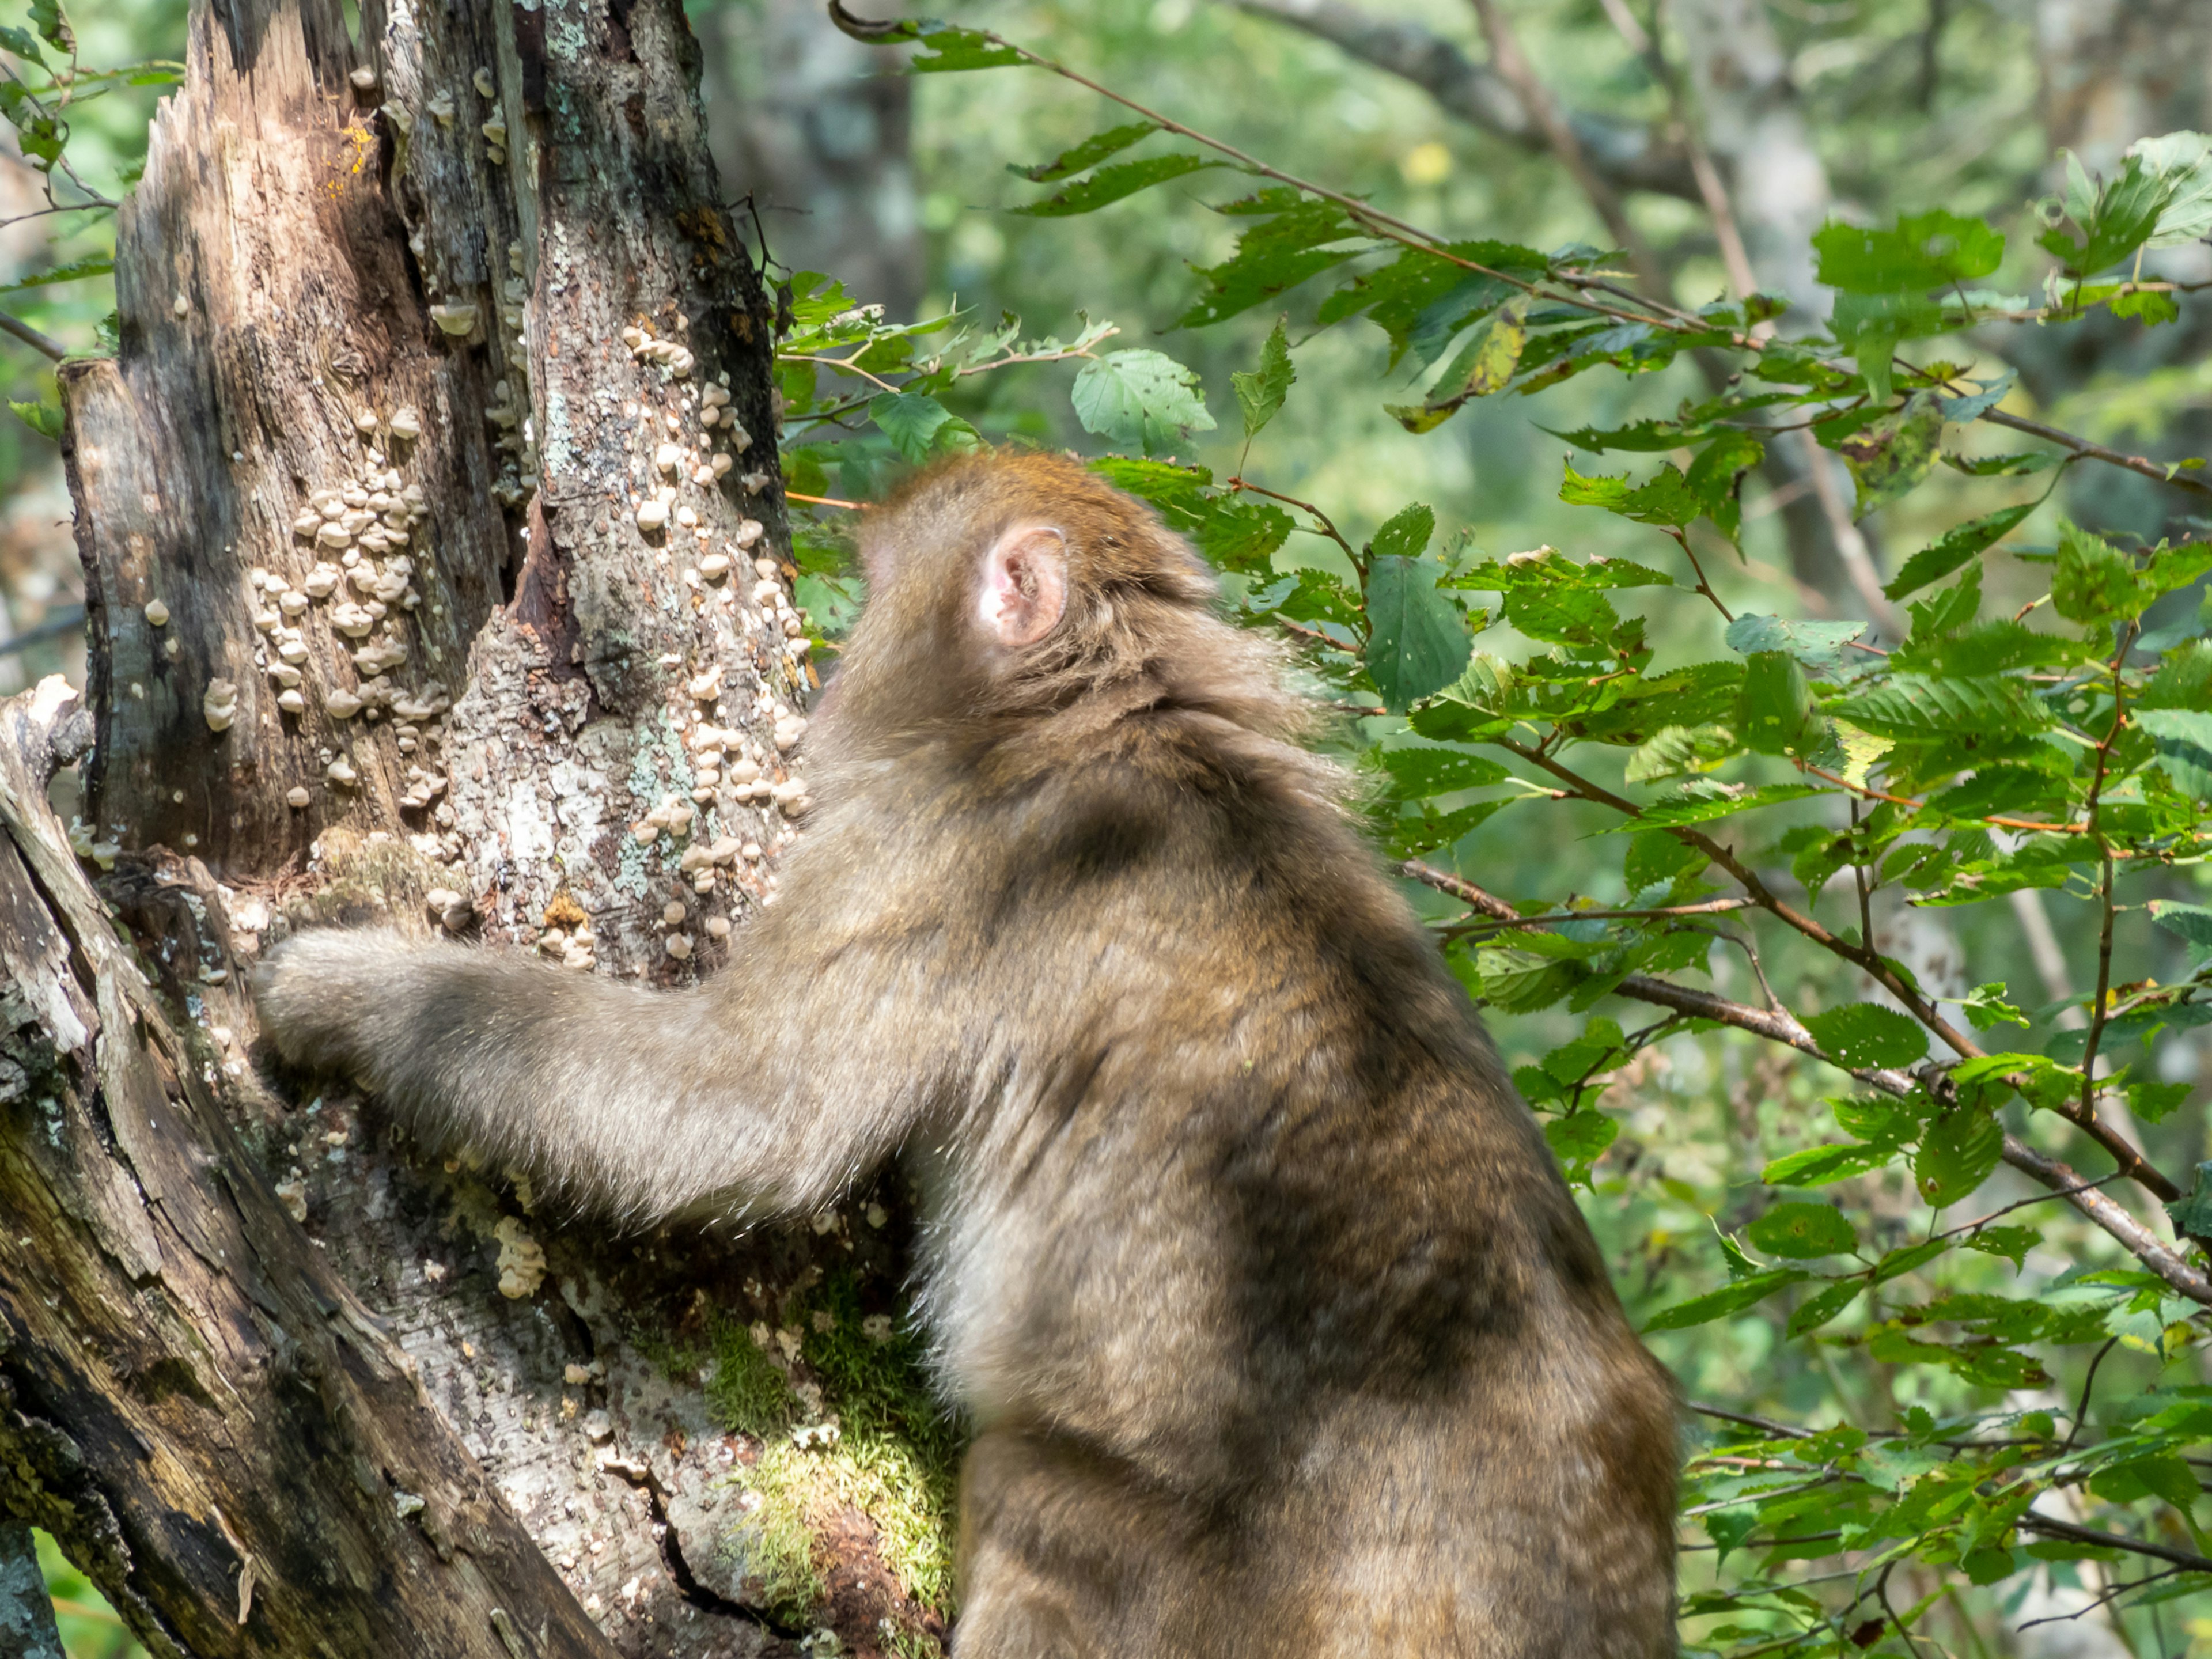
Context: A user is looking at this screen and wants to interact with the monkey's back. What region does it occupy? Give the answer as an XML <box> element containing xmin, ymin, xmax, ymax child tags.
<box><xmin>869</xmin><ymin>730</ymin><xmax>1678</xmax><ymax>1658</ymax></box>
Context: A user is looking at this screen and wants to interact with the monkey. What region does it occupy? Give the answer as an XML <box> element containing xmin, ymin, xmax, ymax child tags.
<box><xmin>255</xmin><ymin>450</ymin><xmax>1679</xmax><ymax>1658</ymax></box>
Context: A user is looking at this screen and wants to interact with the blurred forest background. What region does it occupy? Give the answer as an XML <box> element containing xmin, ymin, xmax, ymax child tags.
<box><xmin>9</xmin><ymin>0</ymin><xmax>2212</xmax><ymax>1653</ymax></box>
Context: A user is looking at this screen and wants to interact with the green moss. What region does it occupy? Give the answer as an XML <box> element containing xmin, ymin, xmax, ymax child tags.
<box><xmin>706</xmin><ymin>1317</ymin><xmax>800</xmax><ymax>1438</ymax></box>
<box><xmin>718</xmin><ymin>1459</ymin><xmax>827</xmax><ymax>1622</ymax></box>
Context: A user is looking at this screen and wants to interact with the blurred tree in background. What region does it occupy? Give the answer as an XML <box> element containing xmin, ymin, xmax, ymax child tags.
<box><xmin>11</xmin><ymin>0</ymin><xmax>2212</xmax><ymax>1653</ymax></box>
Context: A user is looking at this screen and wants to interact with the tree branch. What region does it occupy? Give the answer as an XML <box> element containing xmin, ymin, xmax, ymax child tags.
<box><xmin>1399</xmin><ymin>861</ymin><xmax>2212</xmax><ymax>1305</ymax></box>
<box><xmin>1219</xmin><ymin>0</ymin><xmax>1699</xmax><ymax>202</ymax></box>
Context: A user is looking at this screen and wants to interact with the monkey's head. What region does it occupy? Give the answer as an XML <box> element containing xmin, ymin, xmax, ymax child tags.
<box><xmin>819</xmin><ymin>450</ymin><xmax>1302</xmax><ymax>767</ymax></box>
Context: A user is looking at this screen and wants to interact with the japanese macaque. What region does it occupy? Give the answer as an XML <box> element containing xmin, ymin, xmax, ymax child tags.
<box><xmin>255</xmin><ymin>451</ymin><xmax>1678</xmax><ymax>1657</ymax></box>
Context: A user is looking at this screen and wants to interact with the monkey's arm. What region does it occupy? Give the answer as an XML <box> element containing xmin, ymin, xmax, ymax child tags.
<box><xmin>254</xmin><ymin>922</ymin><xmax>948</xmax><ymax>1221</ymax></box>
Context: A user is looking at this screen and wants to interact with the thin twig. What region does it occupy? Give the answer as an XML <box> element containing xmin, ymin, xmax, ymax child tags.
<box><xmin>1982</xmin><ymin>408</ymin><xmax>2212</xmax><ymax>501</ymax></box>
<box><xmin>2061</xmin><ymin>1337</ymin><xmax>2121</xmax><ymax>1456</ymax></box>
<box><xmin>0</xmin><ymin>308</ymin><xmax>65</xmax><ymax>361</ymax></box>
<box><xmin>2014</xmin><ymin>1513</ymin><xmax>2212</xmax><ymax>1575</ymax></box>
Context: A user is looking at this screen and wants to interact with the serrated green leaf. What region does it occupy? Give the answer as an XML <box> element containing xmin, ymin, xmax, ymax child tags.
<box><xmin>1788</xmin><ymin>1279</ymin><xmax>1866</xmax><ymax>1336</ymax></box>
<box><xmin>9</xmin><ymin>397</ymin><xmax>62</xmax><ymax>440</ymax></box>
<box><xmin>1232</xmin><ymin>317</ymin><xmax>1294</xmax><ymax>441</ymax></box>
<box><xmin>1544</xmin><ymin>1111</ymin><xmax>1619</xmax><ymax>1184</ymax></box>
<box><xmin>1725</xmin><ymin>614</ymin><xmax>1869</xmax><ymax>676</ymax></box>
<box><xmin>1559</xmin><ymin>460</ymin><xmax>1699</xmax><ymax>527</ymax></box>
<box><xmin>1644</xmin><ymin>1267</ymin><xmax>1808</xmax><ymax>1332</ymax></box>
<box><xmin>1814</xmin><ymin>209</ymin><xmax>2005</xmax><ymax>294</ymax></box>
<box><xmin>1884</xmin><ymin>502</ymin><xmax>2039</xmax><ymax>600</ymax></box>
<box><xmin>1831</xmin><ymin>674</ymin><xmax>2052</xmax><ymax>740</ymax></box>
<box><xmin>1623</xmin><ymin>724</ymin><xmax>1736</xmax><ymax>784</ymax></box>
<box><xmin>1010</xmin><ymin>121</ymin><xmax>1160</xmax><ymax>183</ymax></box>
<box><xmin>1804</xmin><ymin>1003</ymin><xmax>1928</xmax><ymax>1069</ymax></box>
<box><xmin>1963</xmin><ymin>1224</ymin><xmax>2040</xmax><ymax>1268</ymax></box>
<box><xmin>1377</xmin><ymin>743</ymin><xmax>1509</xmax><ymax>797</ymax></box>
<box><xmin>1737</xmin><ymin>652</ymin><xmax>1817</xmax><ymax>757</ymax></box>
<box><xmin>865</xmin><ymin>391</ymin><xmax>960</xmax><ymax>461</ymax></box>
<box><xmin>1070</xmin><ymin>349</ymin><xmax>1215</xmax><ymax>454</ymax></box>
<box><xmin>1177</xmin><ymin>196</ymin><xmax>1362</xmax><ymax>329</ymax></box>
<box><xmin>1369</xmin><ymin>503</ymin><xmax>1434</xmax><ymax>563</ymax></box>
<box><xmin>0</xmin><ymin>24</ymin><xmax>45</xmax><ymax>62</ymax></box>
<box><xmin>1763</xmin><ymin>1141</ymin><xmax>1895</xmax><ymax>1187</ymax></box>
<box><xmin>2052</xmin><ymin>520</ymin><xmax>2145</xmax><ymax>623</ymax></box>
<box><xmin>1747</xmin><ymin>1202</ymin><xmax>1860</xmax><ymax>1259</ymax></box>
<box><xmin>846</xmin><ymin>16</ymin><xmax>1021</xmax><ymax>72</ymax></box>
<box><xmin>2148</xmin><ymin>899</ymin><xmax>2212</xmax><ymax>946</ymax></box>
<box><xmin>1012</xmin><ymin>153</ymin><xmax>1223</xmax><ymax>217</ymax></box>
<box><xmin>1366</xmin><ymin>553</ymin><xmax>1471</xmax><ymax>713</ymax></box>
<box><xmin>0</xmin><ymin>253</ymin><xmax>112</xmax><ymax>295</ymax></box>
<box><xmin>1916</xmin><ymin>1109</ymin><xmax>2003</xmax><ymax>1204</ymax></box>
<box><xmin>1611</xmin><ymin>783</ymin><xmax>1823</xmax><ymax>828</ymax></box>
<box><xmin>1835</xmin><ymin>392</ymin><xmax>1943</xmax><ymax>519</ymax></box>
<box><xmin>1942</xmin><ymin>449</ymin><xmax>2065</xmax><ymax>477</ymax></box>
<box><xmin>2135</xmin><ymin>708</ymin><xmax>2212</xmax><ymax>800</ymax></box>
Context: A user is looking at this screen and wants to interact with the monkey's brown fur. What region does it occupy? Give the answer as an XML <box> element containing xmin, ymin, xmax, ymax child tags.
<box><xmin>257</xmin><ymin>452</ymin><xmax>1679</xmax><ymax>1657</ymax></box>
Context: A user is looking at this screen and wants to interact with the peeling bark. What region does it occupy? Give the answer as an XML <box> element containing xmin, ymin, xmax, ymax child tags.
<box><xmin>3</xmin><ymin>0</ymin><xmax>953</xmax><ymax>1651</ymax></box>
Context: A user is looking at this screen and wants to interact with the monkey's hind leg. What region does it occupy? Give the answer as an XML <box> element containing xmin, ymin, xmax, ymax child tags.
<box><xmin>953</xmin><ymin>1427</ymin><xmax>1258</xmax><ymax>1659</ymax></box>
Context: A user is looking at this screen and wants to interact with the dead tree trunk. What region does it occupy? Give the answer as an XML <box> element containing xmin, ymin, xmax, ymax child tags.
<box><xmin>1</xmin><ymin>0</ymin><xmax>951</xmax><ymax>1653</ymax></box>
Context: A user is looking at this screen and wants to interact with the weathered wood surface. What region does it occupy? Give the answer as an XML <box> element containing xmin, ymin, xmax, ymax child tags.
<box><xmin>0</xmin><ymin>679</ymin><xmax>619</xmax><ymax>1658</ymax></box>
<box><xmin>5</xmin><ymin>0</ymin><xmax>954</xmax><ymax>1649</ymax></box>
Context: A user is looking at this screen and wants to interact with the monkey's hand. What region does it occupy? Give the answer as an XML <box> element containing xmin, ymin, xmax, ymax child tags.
<box><xmin>252</xmin><ymin>928</ymin><xmax>429</xmax><ymax>1089</ymax></box>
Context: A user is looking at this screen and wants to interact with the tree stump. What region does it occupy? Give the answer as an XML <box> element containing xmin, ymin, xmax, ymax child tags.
<box><xmin>1</xmin><ymin>0</ymin><xmax>953</xmax><ymax>1653</ymax></box>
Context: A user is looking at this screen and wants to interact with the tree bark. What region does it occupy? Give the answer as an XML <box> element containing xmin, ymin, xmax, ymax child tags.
<box><xmin>3</xmin><ymin>0</ymin><xmax>950</xmax><ymax>1652</ymax></box>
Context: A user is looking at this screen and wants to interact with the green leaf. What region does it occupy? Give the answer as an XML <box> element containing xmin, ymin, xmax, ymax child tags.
<box><xmin>27</xmin><ymin>0</ymin><xmax>70</xmax><ymax>55</ymax></box>
<box><xmin>1831</xmin><ymin>675</ymin><xmax>2052</xmax><ymax>740</ymax></box>
<box><xmin>1012</xmin><ymin>154</ymin><xmax>1223</xmax><ymax>217</ymax></box>
<box><xmin>1560</xmin><ymin>460</ymin><xmax>1699</xmax><ymax>527</ymax></box>
<box><xmin>865</xmin><ymin>391</ymin><xmax>960</xmax><ymax>461</ymax></box>
<box><xmin>1747</xmin><ymin>1202</ymin><xmax>1860</xmax><ymax>1260</ymax></box>
<box><xmin>1612</xmin><ymin>782</ymin><xmax>1822</xmax><ymax>828</ymax></box>
<box><xmin>1835</xmin><ymin>393</ymin><xmax>1943</xmax><ymax>519</ymax></box>
<box><xmin>1813</xmin><ymin>209</ymin><xmax>2005</xmax><ymax>294</ymax></box>
<box><xmin>2052</xmin><ymin>520</ymin><xmax>2145</xmax><ymax>624</ymax></box>
<box><xmin>1369</xmin><ymin>503</ymin><xmax>1434</xmax><ymax>563</ymax></box>
<box><xmin>1762</xmin><ymin>1142</ymin><xmax>1896</xmax><ymax>1187</ymax></box>
<box><xmin>0</xmin><ymin>24</ymin><xmax>45</xmax><ymax>63</ymax></box>
<box><xmin>1788</xmin><ymin>1279</ymin><xmax>1866</xmax><ymax>1336</ymax></box>
<box><xmin>1737</xmin><ymin>652</ymin><xmax>1818</xmax><ymax>757</ymax></box>
<box><xmin>1232</xmin><ymin>318</ymin><xmax>1294</xmax><ymax>442</ymax></box>
<box><xmin>1365</xmin><ymin>553</ymin><xmax>1472</xmax><ymax>713</ymax></box>
<box><xmin>1804</xmin><ymin>1003</ymin><xmax>1929</xmax><ymax>1070</ymax></box>
<box><xmin>2040</xmin><ymin>150</ymin><xmax>2175</xmax><ymax>276</ymax></box>
<box><xmin>1884</xmin><ymin>502</ymin><xmax>2038</xmax><ymax>600</ymax></box>
<box><xmin>1011</xmin><ymin>121</ymin><xmax>1160</xmax><ymax>183</ymax></box>
<box><xmin>1544</xmin><ymin>1112</ymin><xmax>1619</xmax><ymax>1184</ymax></box>
<box><xmin>1915</xmin><ymin>1109</ymin><xmax>2004</xmax><ymax>1205</ymax></box>
<box><xmin>1623</xmin><ymin>724</ymin><xmax>1736</xmax><ymax>784</ymax></box>
<box><xmin>2148</xmin><ymin>899</ymin><xmax>2212</xmax><ymax>948</ymax></box>
<box><xmin>2133</xmin><ymin>131</ymin><xmax>2212</xmax><ymax>248</ymax></box>
<box><xmin>1439</xmin><ymin>294</ymin><xmax>1528</xmax><ymax>400</ymax></box>
<box><xmin>1377</xmin><ymin>743</ymin><xmax>1509</xmax><ymax>796</ymax></box>
<box><xmin>0</xmin><ymin>253</ymin><xmax>112</xmax><ymax>295</ymax></box>
<box><xmin>2168</xmin><ymin>1162</ymin><xmax>2212</xmax><ymax>1241</ymax></box>
<box><xmin>841</xmin><ymin>16</ymin><xmax>1022</xmax><ymax>71</ymax></box>
<box><xmin>1070</xmin><ymin>350</ymin><xmax>1216</xmax><ymax>454</ymax></box>
<box><xmin>2136</xmin><ymin>709</ymin><xmax>2212</xmax><ymax>799</ymax></box>
<box><xmin>1644</xmin><ymin>1268</ymin><xmax>1808</xmax><ymax>1332</ymax></box>
<box><xmin>1942</xmin><ymin>449</ymin><xmax>2064</xmax><ymax>477</ymax></box>
<box><xmin>9</xmin><ymin>397</ymin><xmax>61</xmax><ymax>441</ymax></box>
<box><xmin>1960</xmin><ymin>982</ymin><xmax>2028</xmax><ymax>1031</ymax></box>
<box><xmin>1177</xmin><ymin>195</ymin><xmax>1361</xmax><ymax>329</ymax></box>
<box><xmin>1725</xmin><ymin>614</ymin><xmax>1869</xmax><ymax>676</ymax></box>
<box><xmin>1937</xmin><ymin>371</ymin><xmax>2016</xmax><ymax>424</ymax></box>
<box><xmin>1624</xmin><ymin>830</ymin><xmax>1705</xmax><ymax>891</ymax></box>
<box><xmin>1962</xmin><ymin>1225</ymin><xmax>2039</xmax><ymax>1268</ymax></box>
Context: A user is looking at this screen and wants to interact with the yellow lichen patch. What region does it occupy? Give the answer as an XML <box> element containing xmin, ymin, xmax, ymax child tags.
<box><xmin>493</xmin><ymin>1215</ymin><xmax>546</xmax><ymax>1298</ymax></box>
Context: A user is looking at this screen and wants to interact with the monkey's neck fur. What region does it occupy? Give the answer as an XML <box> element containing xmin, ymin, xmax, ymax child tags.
<box><xmin>257</xmin><ymin>453</ymin><xmax>1678</xmax><ymax>1657</ymax></box>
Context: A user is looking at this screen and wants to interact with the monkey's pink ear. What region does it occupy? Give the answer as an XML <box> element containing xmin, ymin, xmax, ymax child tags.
<box><xmin>977</xmin><ymin>525</ymin><xmax>1068</xmax><ymax>648</ymax></box>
